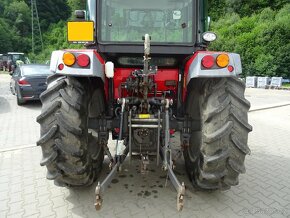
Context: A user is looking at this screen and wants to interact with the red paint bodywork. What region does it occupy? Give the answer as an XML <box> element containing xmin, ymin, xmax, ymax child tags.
<box><xmin>113</xmin><ymin>68</ymin><xmax>179</xmax><ymax>99</ymax></box>
<box><xmin>183</xmin><ymin>52</ymin><xmax>198</xmax><ymax>101</ymax></box>
<box><xmin>93</xmin><ymin>50</ymin><xmax>225</xmax><ymax>101</ymax></box>
<box><xmin>93</xmin><ymin>51</ymin><xmax>109</xmax><ymax>100</ymax></box>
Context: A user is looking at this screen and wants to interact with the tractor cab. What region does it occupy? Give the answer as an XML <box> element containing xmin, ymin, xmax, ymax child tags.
<box><xmin>97</xmin><ymin>0</ymin><xmax>195</xmax><ymax>44</ymax></box>
<box><xmin>69</xmin><ymin>0</ymin><xmax>210</xmax><ymax>62</ymax></box>
<box><xmin>6</xmin><ymin>52</ymin><xmax>30</xmax><ymax>72</ymax></box>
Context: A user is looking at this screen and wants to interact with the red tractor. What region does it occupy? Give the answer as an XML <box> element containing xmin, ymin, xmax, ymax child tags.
<box><xmin>37</xmin><ymin>0</ymin><xmax>252</xmax><ymax>211</ymax></box>
<box><xmin>0</xmin><ymin>54</ymin><xmax>8</xmax><ymax>71</ymax></box>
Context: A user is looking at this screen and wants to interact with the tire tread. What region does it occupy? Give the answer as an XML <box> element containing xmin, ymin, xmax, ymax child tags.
<box><xmin>37</xmin><ymin>76</ymin><xmax>104</xmax><ymax>187</ymax></box>
<box><xmin>184</xmin><ymin>77</ymin><xmax>252</xmax><ymax>190</ymax></box>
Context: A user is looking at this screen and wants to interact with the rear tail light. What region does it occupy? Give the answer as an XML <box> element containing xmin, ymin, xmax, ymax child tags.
<box><xmin>58</xmin><ymin>63</ymin><xmax>64</xmax><ymax>71</ymax></box>
<box><xmin>228</xmin><ymin>65</ymin><xmax>234</xmax><ymax>72</ymax></box>
<box><xmin>18</xmin><ymin>78</ymin><xmax>31</xmax><ymax>86</ymax></box>
<box><xmin>63</xmin><ymin>52</ymin><xmax>76</xmax><ymax>66</ymax></box>
<box><xmin>216</xmin><ymin>54</ymin><xmax>229</xmax><ymax>68</ymax></box>
<box><xmin>201</xmin><ymin>55</ymin><xmax>215</xmax><ymax>69</ymax></box>
<box><xmin>77</xmin><ymin>54</ymin><xmax>90</xmax><ymax>67</ymax></box>
<box><xmin>114</xmin><ymin>128</ymin><xmax>120</xmax><ymax>134</ymax></box>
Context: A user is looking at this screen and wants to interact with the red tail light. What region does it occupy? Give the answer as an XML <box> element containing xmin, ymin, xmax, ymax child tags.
<box><xmin>114</xmin><ymin>128</ymin><xmax>120</xmax><ymax>134</ymax></box>
<box><xmin>58</xmin><ymin>63</ymin><xmax>64</xmax><ymax>70</ymax></box>
<box><xmin>228</xmin><ymin>65</ymin><xmax>234</xmax><ymax>72</ymax></box>
<box><xmin>77</xmin><ymin>54</ymin><xmax>90</xmax><ymax>67</ymax></box>
<box><xmin>18</xmin><ymin>78</ymin><xmax>31</xmax><ymax>86</ymax></box>
<box><xmin>201</xmin><ymin>55</ymin><xmax>215</xmax><ymax>69</ymax></box>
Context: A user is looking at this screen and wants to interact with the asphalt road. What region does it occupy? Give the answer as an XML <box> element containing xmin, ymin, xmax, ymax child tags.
<box><xmin>0</xmin><ymin>74</ymin><xmax>40</xmax><ymax>150</ymax></box>
<box><xmin>0</xmin><ymin>73</ymin><xmax>290</xmax><ymax>217</ymax></box>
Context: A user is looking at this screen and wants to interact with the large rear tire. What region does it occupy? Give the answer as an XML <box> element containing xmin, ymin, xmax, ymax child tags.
<box><xmin>37</xmin><ymin>75</ymin><xmax>104</xmax><ymax>187</ymax></box>
<box><xmin>184</xmin><ymin>77</ymin><xmax>252</xmax><ymax>190</ymax></box>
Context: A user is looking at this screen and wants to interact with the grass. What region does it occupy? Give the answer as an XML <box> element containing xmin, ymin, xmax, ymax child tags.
<box><xmin>282</xmin><ymin>83</ymin><xmax>290</xmax><ymax>88</ymax></box>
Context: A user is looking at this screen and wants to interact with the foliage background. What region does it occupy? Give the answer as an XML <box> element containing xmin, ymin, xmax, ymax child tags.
<box><xmin>209</xmin><ymin>0</ymin><xmax>289</xmax><ymax>78</ymax></box>
<box><xmin>0</xmin><ymin>0</ymin><xmax>289</xmax><ymax>77</ymax></box>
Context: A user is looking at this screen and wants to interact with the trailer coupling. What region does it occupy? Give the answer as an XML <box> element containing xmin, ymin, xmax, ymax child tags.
<box><xmin>94</xmin><ymin>98</ymin><xmax>185</xmax><ymax>211</ymax></box>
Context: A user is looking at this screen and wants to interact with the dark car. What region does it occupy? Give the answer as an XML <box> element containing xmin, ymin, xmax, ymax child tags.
<box><xmin>10</xmin><ymin>64</ymin><xmax>52</xmax><ymax>105</ymax></box>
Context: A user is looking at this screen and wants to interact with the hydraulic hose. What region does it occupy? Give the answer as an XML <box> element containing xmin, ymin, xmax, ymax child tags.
<box><xmin>115</xmin><ymin>99</ymin><xmax>126</xmax><ymax>163</ymax></box>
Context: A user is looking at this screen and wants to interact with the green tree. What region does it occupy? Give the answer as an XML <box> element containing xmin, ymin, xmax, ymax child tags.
<box><xmin>210</xmin><ymin>4</ymin><xmax>290</xmax><ymax>78</ymax></box>
<box><xmin>67</xmin><ymin>0</ymin><xmax>86</xmax><ymax>13</ymax></box>
<box><xmin>4</xmin><ymin>1</ymin><xmax>31</xmax><ymax>36</ymax></box>
<box><xmin>23</xmin><ymin>0</ymin><xmax>71</xmax><ymax>31</ymax></box>
<box><xmin>0</xmin><ymin>18</ymin><xmax>13</xmax><ymax>53</ymax></box>
<box><xmin>209</xmin><ymin>0</ymin><xmax>289</xmax><ymax>20</ymax></box>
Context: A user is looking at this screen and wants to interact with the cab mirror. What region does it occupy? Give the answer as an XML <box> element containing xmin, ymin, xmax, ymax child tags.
<box><xmin>206</xmin><ymin>16</ymin><xmax>211</xmax><ymax>31</ymax></box>
<box><xmin>75</xmin><ymin>10</ymin><xmax>86</xmax><ymax>20</ymax></box>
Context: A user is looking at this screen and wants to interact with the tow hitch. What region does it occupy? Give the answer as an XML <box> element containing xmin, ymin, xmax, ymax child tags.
<box><xmin>94</xmin><ymin>35</ymin><xmax>185</xmax><ymax>211</ymax></box>
<box><xmin>94</xmin><ymin>98</ymin><xmax>185</xmax><ymax>211</ymax></box>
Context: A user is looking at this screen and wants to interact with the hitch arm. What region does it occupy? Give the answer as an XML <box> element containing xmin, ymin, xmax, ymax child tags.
<box><xmin>95</xmin><ymin>161</ymin><xmax>120</xmax><ymax>210</ymax></box>
<box><xmin>95</xmin><ymin>98</ymin><xmax>128</xmax><ymax>210</ymax></box>
<box><xmin>167</xmin><ymin>165</ymin><xmax>186</xmax><ymax>211</ymax></box>
<box><xmin>161</xmin><ymin>99</ymin><xmax>185</xmax><ymax>211</ymax></box>
<box><xmin>95</xmin><ymin>147</ymin><xmax>129</xmax><ymax>210</ymax></box>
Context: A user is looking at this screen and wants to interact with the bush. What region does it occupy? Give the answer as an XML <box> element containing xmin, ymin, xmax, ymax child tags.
<box><xmin>210</xmin><ymin>4</ymin><xmax>290</xmax><ymax>78</ymax></box>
